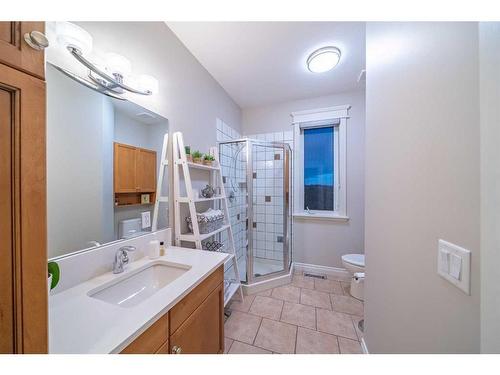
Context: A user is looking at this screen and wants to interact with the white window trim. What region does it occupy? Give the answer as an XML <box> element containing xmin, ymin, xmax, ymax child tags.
<box><xmin>291</xmin><ymin>105</ymin><xmax>350</xmax><ymax>221</ymax></box>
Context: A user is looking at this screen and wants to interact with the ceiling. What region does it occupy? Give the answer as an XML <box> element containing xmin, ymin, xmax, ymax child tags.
<box><xmin>167</xmin><ymin>22</ymin><xmax>366</xmax><ymax>109</ymax></box>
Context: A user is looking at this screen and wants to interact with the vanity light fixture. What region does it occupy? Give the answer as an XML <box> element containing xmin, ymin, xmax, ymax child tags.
<box><xmin>306</xmin><ymin>46</ymin><xmax>341</xmax><ymax>73</ymax></box>
<box><xmin>55</xmin><ymin>22</ymin><xmax>158</xmax><ymax>98</ymax></box>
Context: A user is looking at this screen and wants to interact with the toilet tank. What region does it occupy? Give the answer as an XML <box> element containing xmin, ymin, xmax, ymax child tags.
<box><xmin>118</xmin><ymin>218</ymin><xmax>142</xmax><ymax>239</ymax></box>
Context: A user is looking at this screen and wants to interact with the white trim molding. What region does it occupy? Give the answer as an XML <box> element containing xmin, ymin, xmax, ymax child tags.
<box><xmin>291</xmin><ymin>105</ymin><xmax>351</xmax><ymax>124</ymax></box>
<box><xmin>293</xmin><ymin>212</ymin><xmax>349</xmax><ymax>222</ymax></box>
<box><xmin>293</xmin><ymin>262</ymin><xmax>351</xmax><ymax>281</ymax></box>
<box><xmin>291</xmin><ymin>105</ymin><xmax>350</xmax><ymax>220</ymax></box>
<box><xmin>361</xmin><ymin>338</ymin><xmax>369</xmax><ymax>354</ymax></box>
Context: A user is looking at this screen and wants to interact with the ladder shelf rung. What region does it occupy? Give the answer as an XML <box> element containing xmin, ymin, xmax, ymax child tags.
<box><xmin>179</xmin><ymin>224</ymin><xmax>231</xmax><ymax>241</ymax></box>
<box><xmin>183</xmin><ymin>161</ymin><xmax>220</xmax><ymax>171</ymax></box>
<box><xmin>224</xmin><ymin>281</ymin><xmax>242</xmax><ymax>307</ymax></box>
<box><xmin>178</xmin><ymin>195</ymin><xmax>226</xmax><ymax>203</ymax></box>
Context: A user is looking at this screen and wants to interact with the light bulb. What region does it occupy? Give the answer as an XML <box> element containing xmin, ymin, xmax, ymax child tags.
<box><xmin>307</xmin><ymin>46</ymin><xmax>341</xmax><ymax>73</ymax></box>
<box><xmin>56</xmin><ymin>22</ymin><xmax>93</xmax><ymax>55</ymax></box>
<box><xmin>138</xmin><ymin>74</ymin><xmax>159</xmax><ymax>94</ymax></box>
<box><xmin>105</xmin><ymin>52</ymin><xmax>132</xmax><ymax>77</ymax></box>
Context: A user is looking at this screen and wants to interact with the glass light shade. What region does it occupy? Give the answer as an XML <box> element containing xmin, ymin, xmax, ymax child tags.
<box><xmin>137</xmin><ymin>74</ymin><xmax>159</xmax><ymax>94</ymax></box>
<box><xmin>307</xmin><ymin>46</ymin><xmax>341</xmax><ymax>73</ymax></box>
<box><xmin>105</xmin><ymin>53</ymin><xmax>132</xmax><ymax>77</ymax></box>
<box><xmin>56</xmin><ymin>22</ymin><xmax>93</xmax><ymax>55</ymax></box>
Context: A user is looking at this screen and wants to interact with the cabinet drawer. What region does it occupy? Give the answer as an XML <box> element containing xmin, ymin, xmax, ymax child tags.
<box><xmin>155</xmin><ymin>340</ymin><xmax>170</xmax><ymax>354</ymax></box>
<box><xmin>169</xmin><ymin>266</ymin><xmax>223</xmax><ymax>334</ymax></box>
<box><xmin>169</xmin><ymin>284</ymin><xmax>224</xmax><ymax>354</ymax></box>
<box><xmin>121</xmin><ymin>312</ymin><xmax>169</xmax><ymax>354</ymax></box>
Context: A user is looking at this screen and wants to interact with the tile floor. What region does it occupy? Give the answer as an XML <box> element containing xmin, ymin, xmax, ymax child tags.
<box><xmin>224</xmin><ymin>273</ymin><xmax>364</xmax><ymax>354</ymax></box>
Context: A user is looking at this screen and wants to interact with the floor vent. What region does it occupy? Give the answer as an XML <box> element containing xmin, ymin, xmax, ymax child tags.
<box><xmin>304</xmin><ymin>272</ymin><xmax>327</xmax><ymax>279</ymax></box>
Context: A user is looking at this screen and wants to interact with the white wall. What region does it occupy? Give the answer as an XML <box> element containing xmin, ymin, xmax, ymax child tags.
<box><xmin>242</xmin><ymin>90</ymin><xmax>365</xmax><ymax>268</ymax></box>
<box><xmin>76</xmin><ymin>22</ymin><xmax>242</xmax><ymax>150</ymax></box>
<box><xmin>479</xmin><ymin>22</ymin><xmax>500</xmax><ymax>353</ymax></box>
<box><xmin>365</xmin><ymin>22</ymin><xmax>480</xmax><ymax>353</ymax></box>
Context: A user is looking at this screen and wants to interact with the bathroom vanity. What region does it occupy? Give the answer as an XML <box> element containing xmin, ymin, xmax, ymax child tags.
<box><xmin>49</xmin><ymin>242</ymin><xmax>229</xmax><ymax>354</ymax></box>
<box><xmin>121</xmin><ymin>264</ymin><xmax>223</xmax><ymax>354</ymax></box>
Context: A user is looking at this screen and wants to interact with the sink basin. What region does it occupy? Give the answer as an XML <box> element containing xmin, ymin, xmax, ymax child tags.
<box><xmin>88</xmin><ymin>261</ymin><xmax>191</xmax><ymax>308</ymax></box>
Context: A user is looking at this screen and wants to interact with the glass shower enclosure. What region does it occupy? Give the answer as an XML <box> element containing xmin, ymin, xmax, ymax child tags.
<box><xmin>218</xmin><ymin>139</ymin><xmax>292</xmax><ymax>285</ymax></box>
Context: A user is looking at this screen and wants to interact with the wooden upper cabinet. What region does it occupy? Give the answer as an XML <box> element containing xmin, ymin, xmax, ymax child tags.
<box><xmin>136</xmin><ymin>149</ymin><xmax>157</xmax><ymax>192</ymax></box>
<box><xmin>0</xmin><ymin>22</ymin><xmax>45</xmax><ymax>79</ymax></box>
<box><xmin>114</xmin><ymin>142</ymin><xmax>157</xmax><ymax>194</ymax></box>
<box><xmin>114</xmin><ymin>143</ymin><xmax>137</xmax><ymax>193</ymax></box>
<box><xmin>0</xmin><ymin>62</ymin><xmax>47</xmax><ymax>353</ymax></box>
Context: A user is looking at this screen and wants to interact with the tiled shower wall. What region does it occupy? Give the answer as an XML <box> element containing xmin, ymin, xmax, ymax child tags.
<box><xmin>216</xmin><ymin>121</ymin><xmax>294</xmax><ymax>282</ymax></box>
<box><xmin>216</xmin><ymin>119</ymin><xmax>247</xmax><ymax>279</ymax></box>
<box><xmin>246</xmin><ymin>131</ymin><xmax>293</xmax><ymax>264</ymax></box>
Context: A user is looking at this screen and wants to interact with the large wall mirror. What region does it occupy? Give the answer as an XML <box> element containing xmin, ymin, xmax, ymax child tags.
<box><xmin>47</xmin><ymin>63</ymin><xmax>169</xmax><ymax>259</ymax></box>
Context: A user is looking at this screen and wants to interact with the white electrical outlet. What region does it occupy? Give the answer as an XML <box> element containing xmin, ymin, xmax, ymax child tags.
<box><xmin>141</xmin><ymin>211</ymin><xmax>151</xmax><ymax>229</ymax></box>
<box><xmin>438</xmin><ymin>239</ymin><xmax>471</xmax><ymax>295</ymax></box>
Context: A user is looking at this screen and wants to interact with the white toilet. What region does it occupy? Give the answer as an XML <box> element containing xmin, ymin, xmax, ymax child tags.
<box><xmin>341</xmin><ymin>254</ymin><xmax>365</xmax><ymax>301</ymax></box>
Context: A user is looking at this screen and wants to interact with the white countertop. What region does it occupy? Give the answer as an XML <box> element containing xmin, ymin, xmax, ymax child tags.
<box><xmin>49</xmin><ymin>246</ymin><xmax>229</xmax><ymax>354</ymax></box>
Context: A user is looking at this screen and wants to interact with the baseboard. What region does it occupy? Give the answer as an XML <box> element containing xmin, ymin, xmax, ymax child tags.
<box><xmin>293</xmin><ymin>262</ymin><xmax>351</xmax><ymax>281</ymax></box>
<box><xmin>242</xmin><ymin>271</ymin><xmax>293</xmax><ymax>295</ymax></box>
<box><xmin>360</xmin><ymin>337</ymin><xmax>369</xmax><ymax>354</ymax></box>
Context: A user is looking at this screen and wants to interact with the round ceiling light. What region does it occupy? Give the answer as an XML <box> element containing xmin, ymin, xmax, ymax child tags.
<box><xmin>307</xmin><ymin>46</ymin><xmax>341</xmax><ymax>73</ymax></box>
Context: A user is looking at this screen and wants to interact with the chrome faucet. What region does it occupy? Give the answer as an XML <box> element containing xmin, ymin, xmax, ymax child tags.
<box><xmin>113</xmin><ymin>245</ymin><xmax>136</xmax><ymax>274</ymax></box>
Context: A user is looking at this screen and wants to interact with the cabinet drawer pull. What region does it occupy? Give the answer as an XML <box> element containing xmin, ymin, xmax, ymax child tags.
<box><xmin>171</xmin><ymin>345</ymin><xmax>182</xmax><ymax>354</ymax></box>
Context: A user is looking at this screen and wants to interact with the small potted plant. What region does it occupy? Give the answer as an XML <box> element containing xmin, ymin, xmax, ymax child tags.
<box><xmin>48</xmin><ymin>261</ymin><xmax>60</xmax><ymax>296</ymax></box>
<box><xmin>185</xmin><ymin>146</ymin><xmax>192</xmax><ymax>162</ymax></box>
<box><xmin>203</xmin><ymin>154</ymin><xmax>215</xmax><ymax>166</ymax></box>
<box><xmin>192</xmin><ymin>150</ymin><xmax>203</xmax><ymax>164</ymax></box>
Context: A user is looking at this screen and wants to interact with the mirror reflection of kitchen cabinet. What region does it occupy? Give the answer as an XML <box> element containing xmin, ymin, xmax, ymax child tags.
<box><xmin>114</xmin><ymin>142</ymin><xmax>157</xmax><ymax>206</ymax></box>
<box><xmin>136</xmin><ymin>148</ymin><xmax>157</xmax><ymax>192</ymax></box>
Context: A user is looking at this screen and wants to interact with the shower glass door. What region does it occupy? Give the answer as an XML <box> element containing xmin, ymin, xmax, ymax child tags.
<box><xmin>249</xmin><ymin>141</ymin><xmax>291</xmax><ymax>281</ymax></box>
<box><xmin>219</xmin><ymin>138</ymin><xmax>292</xmax><ymax>285</ymax></box>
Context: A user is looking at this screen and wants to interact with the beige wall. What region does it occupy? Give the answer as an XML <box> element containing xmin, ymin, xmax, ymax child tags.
<box><xmin>365</xmin><ymin>22</ymin><xmax>480</xmax><ymax>353</ymax></box>
<box><xmin>242</xmin><ymin>90</ymin><xmax>365</xmax><ymax>268</ymax></box>
<box><xmin>479</xmin><ymin>22</ymin><xmax>500</xmax><ymax>353</ymax></box>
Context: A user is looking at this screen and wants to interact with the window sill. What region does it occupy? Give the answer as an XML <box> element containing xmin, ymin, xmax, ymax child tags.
<box><xmin>293</xmin><ymin>212</ymin><xmax>350</xmax><ymax>222</ymax></box>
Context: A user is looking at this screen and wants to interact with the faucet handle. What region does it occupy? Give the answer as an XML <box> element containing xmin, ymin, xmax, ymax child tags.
<box><xmin>120</xmin><ymin>245</ymin><xmax>136</xmax><ymax>252</ymax></box>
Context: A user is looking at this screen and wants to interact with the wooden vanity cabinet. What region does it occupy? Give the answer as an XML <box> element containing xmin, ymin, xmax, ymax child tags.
<box><xmin>169</xmin><ymin>284</ymin><xmax>224</xmax><ymax>354</ymax></box>
<box><xmin>120</xmin><ymin>266</ymin><xmax>224</xmax><ymax>354</ymax></box>
<box><xmin>114</xmin><ymin>142</ymin><xmax>157</xmax><ymax>206</ymax></box>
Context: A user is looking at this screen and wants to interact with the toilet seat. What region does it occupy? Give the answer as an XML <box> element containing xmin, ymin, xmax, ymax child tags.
<box><xmin>341</xmin><ymin>254</ymin><xmax>365</xmax><ymax>268</ymax></box>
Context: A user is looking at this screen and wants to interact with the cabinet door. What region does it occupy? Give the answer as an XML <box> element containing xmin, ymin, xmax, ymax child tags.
<box><xmin>0</xmin><ymin>72</ymin><xmax>14</xmax><ymax>353</ymax></box>
<box><xmin>114</xmin><ymin>143</ymin><xmax>137</xmax><ymax>193</ymax></box>
<box><xmin>170</xmin><ymin>284</ymin><xmax>224</xmax><ymax>354</ymax></box>
<box><xmin>136</xmin><ymin>148</ymin><xmax>156</xmax><ymax>192</ymax></box>
<box><xmin>0</xmin><ymin>22</ymin><xmax>45</xmax><ymax>79</ymax></box>
<box><xmin>0</xmin><ymin>63</ymin><xmax>47</xmax><ymax>353</ymax></box>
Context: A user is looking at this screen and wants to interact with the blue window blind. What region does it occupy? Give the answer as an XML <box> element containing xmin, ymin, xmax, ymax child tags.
<box><xmin>303</xmin><ymin>126</ymin><xmax>334</xmax><ymax>211</ymax></box>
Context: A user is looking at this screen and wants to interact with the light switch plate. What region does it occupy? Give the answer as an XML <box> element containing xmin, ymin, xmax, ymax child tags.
<box><xmin>438</xmin><ymin>239</ymin><xmax>471</xmax><ymax>295</ymax></box>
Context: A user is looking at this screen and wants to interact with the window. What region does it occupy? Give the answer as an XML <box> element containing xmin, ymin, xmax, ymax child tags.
<box><xmin>303</xmin><ymin>126</ymin><xmax>334</xmax><ymax>211</ymax></box>
<box><xmin>291</xmin><ymin>105</ymin><xmax>349</xmax><ymax>220</ymax></box>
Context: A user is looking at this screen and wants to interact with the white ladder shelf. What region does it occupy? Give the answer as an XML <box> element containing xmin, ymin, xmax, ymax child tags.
<box><xmin>172</xmin><ymin>131</ymin><xmax>244</xmax><ymax>305</ymax></box>
<box><xmin>152</xmin><ymin>133</ymin><xmax>169</xmax><ymax>232</ymax></box>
